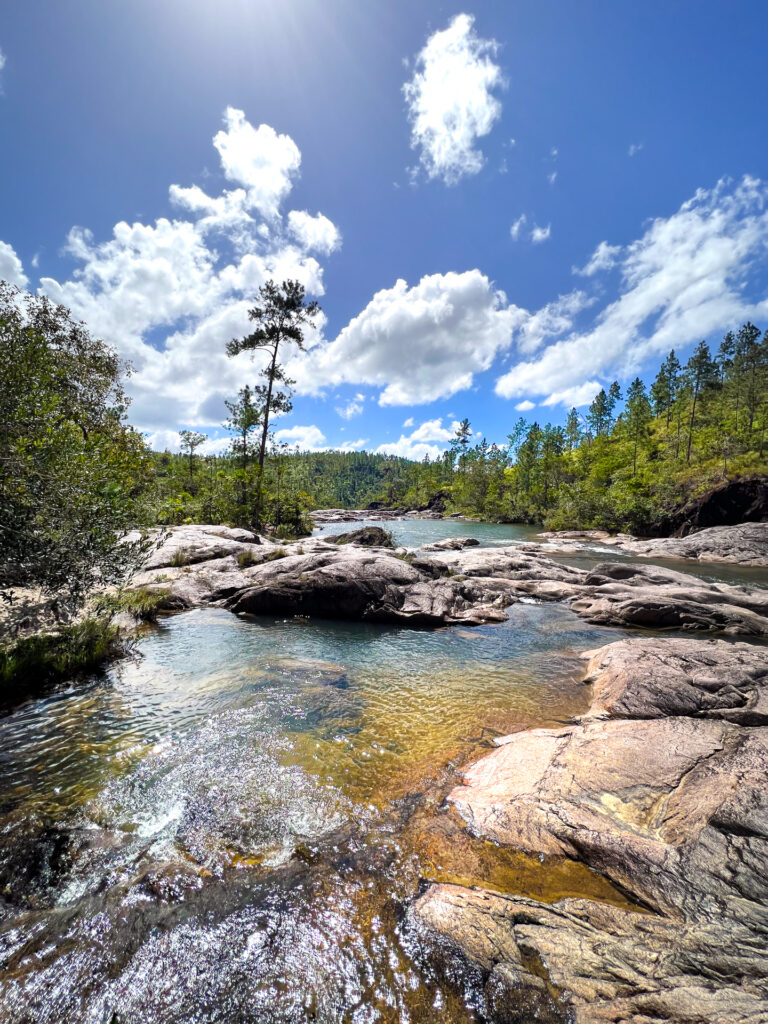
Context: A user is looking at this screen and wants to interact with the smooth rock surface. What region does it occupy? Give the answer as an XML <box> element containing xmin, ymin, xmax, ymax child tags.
<box><xmin>411</xmin><ymin>634</ymin><xmax>768</xmax><ymax>1023</ymax></box>
<box><xmin>581</xmin><ymin>636</ymin><xmax>768</xmax><ymax>724</ymax></box>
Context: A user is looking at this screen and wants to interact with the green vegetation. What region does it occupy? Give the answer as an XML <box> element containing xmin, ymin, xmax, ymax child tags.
<box><xmin>0</xmin><ymin>283</ymin><xmax>152</xmax><ymax>601</ymax></box>
<box><xmin>92</xmin><ymin>587</ymin><xmax>169</xmax><ymax>622</ymax></box>
<box><xmin>236</xmin><ymin>549</ymin><xmax>260</xmax><ymax>569</ymax></box>
<box><xmin>0</xmin><ymin>618</ymin><xmax>121</xmax><ymax>692</ymax></box>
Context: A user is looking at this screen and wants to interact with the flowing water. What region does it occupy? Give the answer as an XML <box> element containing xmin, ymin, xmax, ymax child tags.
<box><xmin>0</xmin><ymin>520</ymin><xmax>764</xmax><ymax>1023</ymax></box>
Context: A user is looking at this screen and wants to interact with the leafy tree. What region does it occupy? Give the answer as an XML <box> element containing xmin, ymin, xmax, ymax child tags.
<box><xmin>0</xmin><ymin>282</ymin><xmax>151</xmax><ymax>601</ymax></box>
<box><xmin>227</xmin><ymin>279</ymin><xmax>320</xmax><ymax>471</ymax></box>
<box><xmin>225</xmin><ymin>385</ymin><xmax>260</xmax><ymax>514</ymax></box>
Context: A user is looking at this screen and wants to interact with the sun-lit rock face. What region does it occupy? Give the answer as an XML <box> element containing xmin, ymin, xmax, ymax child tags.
<box><xmin>410</xmin><ymin>635</ymin><xmax>768</xmax><ymax>1023</ymax></box>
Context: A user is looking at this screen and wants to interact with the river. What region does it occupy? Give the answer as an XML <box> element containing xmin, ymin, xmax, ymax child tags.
<box><xmin>0</xmin><ymin>519</ymin><xmax>764</xmax><ymax>1022</ymax></box>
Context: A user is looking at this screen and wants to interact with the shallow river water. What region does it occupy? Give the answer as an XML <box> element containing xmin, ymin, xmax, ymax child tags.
<box><xmin>0</xmin><ymin>520</ymin><xmax>763</xmax><ymax>1023</ymax></box>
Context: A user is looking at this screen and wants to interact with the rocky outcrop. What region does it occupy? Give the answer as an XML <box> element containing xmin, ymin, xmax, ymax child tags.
<box><xmin>420</xmin><ymin>536</ymin><xmax>480</xmax><ymax>552</ymax></box>
<box><xmin>330</xmin><ymin>526</ymin><xmax>394</xmax><ymax>548</ymax></box>
<box><xmin>618</xmin><ymin>520</ymin><xmax>768</xmax><ymax>567</ymax></box>
<box><xmin>432</xmin><ymin>546</ymin><xmax>768</xmax><ymax>635</ymax></box>
<box><xmin>534</xmin><ymin>520</ymin><xmax>768</xmax><ymax>567</ymax></box>
<box><xmin>581</xmin><ymin>636</ymin><xmax>768</xmax><ymax>724</ymax></box>
<box><xmin>411</xmin><ymin>635</ymin><xmax>768</xmax><ymax>1022</ymax></box>
<box><xmin>663</xmin><ymin>473</ymin><xmax>768</xmax><ymax>535</ymax></box>
<box><xmin>226</xmin><ymin>547</ymin><xmax>509</xmax><ymax>626</ymax></box>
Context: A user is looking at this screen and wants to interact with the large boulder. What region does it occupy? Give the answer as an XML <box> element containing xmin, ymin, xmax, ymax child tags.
<box><xmin>226</xmin><ymin>547</ymin><xmax>510</xmax><ymax>626</ymax></box>
<box><xmin>664</xmin><ymin>474</ymin><xmax>768</xmax><ymax>535</ymax></box>
<box><xmin>330</xmin><ymin>526</ymin><xmax>394</xmax><ymax>548</ymax></box>
<box><xmin>621</xmin><ymin>520</ymin><xmax>768</xmax><ymax>567</ymax></box>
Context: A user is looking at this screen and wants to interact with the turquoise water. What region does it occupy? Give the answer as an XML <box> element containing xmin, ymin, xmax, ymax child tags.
<box><xmin>314</xmin><ymin>517</ymin><xmax>540</xmax><ymax>548</ymax></box>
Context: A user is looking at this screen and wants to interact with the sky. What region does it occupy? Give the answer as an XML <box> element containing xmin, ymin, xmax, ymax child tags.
<box><xmin>1</xmin><ymin>0</ymin><xmax>768</xmax><ymax>459</ymax></box>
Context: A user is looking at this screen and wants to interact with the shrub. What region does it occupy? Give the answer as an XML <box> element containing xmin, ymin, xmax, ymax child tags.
<box><xmin>236</xmin><ymin>548</ymin><xmax>259</xmax><ymax>569</ymax></box>
<box><xmin>92</xmin><ymin>587</ymin><xmax>168</xmax><ymax>622</ymax></box>
<box><xmin>169</xmin><ymin>547</ymin><xmax>191</xmax><ymax>567</ymax></box>
<box><xmin>0</xmin><ymin>617</ymin><xmax>122</xmax><ymax>693</ymax></box>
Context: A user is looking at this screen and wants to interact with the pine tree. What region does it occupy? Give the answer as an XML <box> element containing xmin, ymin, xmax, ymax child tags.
<box><xmin>624</xmin><ymin>377</ymin><xmax>651</xmax><ymax>475</ymax></box>
<box><xmin>683</xmin><ymin>341</ymin><xmax>718</xmax><ymax>463</ymax></box>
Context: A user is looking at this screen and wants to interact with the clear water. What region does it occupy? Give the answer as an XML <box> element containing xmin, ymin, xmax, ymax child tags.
<box><xmin>314</xmin><ymin>518</ymin><xmax>540</xmax><ymax>549</ymax></box>
<box><xmin>0</xmin><ymin>518</ymin><xmax>764</xmax><ymax>1022</ymax></box>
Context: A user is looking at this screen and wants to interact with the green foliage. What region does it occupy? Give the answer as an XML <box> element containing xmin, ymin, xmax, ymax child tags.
<box><xmin>0</xmin><ymin>282</ymin><xmax>152</xmax><ymax>601</ymax></box>
<box><xmin>236</xmin><ymin>549</ymin><xmax>259</xmax><ymax>568</ymax></box>
<box><xmin>92</xmin><ymin>586</ymin><xmax>168</xmax><ymax>621</ymax></box>
<box><xmin>169</xmin><ymin>547</ymin><xmax>191</xmax><ymax>567</ymax></box>
<box><xmin>264</xmin><ymin>548</ymin><xmax>288</xmax><ymax>561</ymax></box>
<box><xmin>0</xmin><ymin>617</ymin><xmax>121</xmax><ymax>692</ymax></box>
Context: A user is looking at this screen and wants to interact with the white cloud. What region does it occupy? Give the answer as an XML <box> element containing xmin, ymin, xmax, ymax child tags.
<box><xmin>514</xmin><ymin>399</ymin><xmax>535</xmax><ymax>411</ymax></box>
<box><xmin>403</xmin><ymin>416</ymin><xmax>415</xmax><ymax>427</ymax></box>
<box><xmin>375</xmin><ymin>417</ymin><xmax>458</xmax><ymax>461</ymax></box>
<box><xmin>531</xmin><ymin>223</ymin><xmax>551</xmax><ymax>244</ymax></box>
<box><xmin>510</xmin><ymin>214</ymin><xmax>527</xmax><ymax>241</ymax></box>
<box><xmin>295</xmin><ymin>270</ymin><xmax>527</xmax><ymax>405</ymax></box>
<box><xmin>273</xmin><ymin>424</ymin><xmax>327</xmax><ymax>450</ymax></box>
<box><xmin>547</xmin><ymin>171</ymin><xmax>557</xmax><ymax>185</ymax></box>
<box><xmin>29</xmin><ymin>108</ymin><xmax>340</xmax><ymax>436</ymax></box>
<box><xmin>143</xmin><ymin>429</ymin><xmax>231</xmax><ymax>455</ymax></box>
<box><xmin>573</xmin><ymin>240</ymin><xmax>623</xmax><ymax>277</ymax></box>
<box><xmin>403</xmin><ymin>13</ymin><xmax>504</xmax><ymax>185</ymax></box>
<box><xmin>338</xmin><ymin>438</ymin><xmax>368</xmax><ymax>452</ymax></box>
<box><xmin>516</xmin><ymin>291</ymin><xmax>594</xmax><ymax>355</ymax></box>
<box><xmin>0</xmin><ymin>240</ymin><xmax>28</xmax><ymax>288</ymax></box>
<box><xmin>550</xmin><ymin>147</ymin><xmax>558</xmax><ymax>158</ymax></box>
<box><xmin>335</xmin><ymin>396</ymin><xmax>364</xmax><ymax>419</ymax></box>
<box><xmin>213</xmin><ymin>108</ymin><xmax>301</xmax><ymax>217</ymax></box>
<box><xmin>628</xmin><ymin>142</ymin><xmax>644</xmax><ymax>157</ymax></box>
<box><xmin>287</xmin><ymin>210</ymin><xmax>341</xmax><ymax>255</ymax></box>
<box><xmin>496</xmin><ymin>176</ymin><xmax>768</xmax><ymax>405</ymax></box>
<box><xmin>541</xmin><ymin>382</ymin><xmax>601</xmax><ymax>408</ymax></box>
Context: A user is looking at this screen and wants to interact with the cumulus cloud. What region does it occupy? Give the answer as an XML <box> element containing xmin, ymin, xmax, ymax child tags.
<box><xmin>143</xmin><ymin>429</ymin><xmax>231</xmax><ymax>455</ymax></box>
<box><xmin>496</xmin><ymin>176</ymin><xmax>768</xmax><ymax>405</ymax></box>
<box><xmin>375</xmin><ymin>417</ymin><xmax>459</xmax><ymax>461</ymax></box>
<box><xmin>403</xmin><ymin>13</ymin><xmax>504</xmax><ymax>185</ymax></box>
<box><xmin>30</xmin><ymin>108</ymin><xmax>339</xmax><ymax>436</ymax></box>
<box><xmin>514</xmin><ymin>400</ymin><xmax>535</xmax><ymax>411</ymax></box>
<box><xmin>287</xmin><ymin>210</ymin><xmax>341</xmax><ymax>255</ymax></box>
<box><xmin>531</xmin><ymin>223</ymin><xmax>551</xmax><ymax>244</ymax></box>
<box><xmin>295</xmin><ymin>270</ymin><xmax>526</xmax><ymax>406</ymax></box>
<box><xmin>273</xmin><ymin>424</ymin><xmax>327</xmax><ymax>450</ymax></box>
<box><xmin>403</xmin><ymin>416</ymin><xmax>415</xmax><ymax>427</ymax></box>
<box><xmin>212</xmin><ymin>108</ymin><xmax>301</xmax><ymax>217</ymax></box>
<box><xmin>0</xmin><ymin>240</ymin><xmax>28</xmax><ymax>288</ymax></box>
<box><xmin>338</xmin><ymin>438</ymin><xmax>368</xmax><ymax>452</ymax></box>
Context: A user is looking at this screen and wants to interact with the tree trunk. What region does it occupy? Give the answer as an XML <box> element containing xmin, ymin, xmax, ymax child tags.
<box><xmin>258</xmin><ymin>342</ymin><xmax>279</xmax><ymax>470</ymax></box>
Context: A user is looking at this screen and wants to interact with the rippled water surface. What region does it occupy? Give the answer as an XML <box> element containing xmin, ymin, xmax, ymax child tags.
<box><xmin>1</xmin><ymin>518</ymin><xmax>761</xmax><ymax>1023</ymax></box>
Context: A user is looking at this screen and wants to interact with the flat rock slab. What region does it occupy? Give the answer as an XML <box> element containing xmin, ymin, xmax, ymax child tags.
<box><xmin>411</xmin><ymin>634</ymin><xmax>768</xmax><ymax>1022</ymax></box>
<box><xmin>581</xmin><ymin>636</ymin><xmax>768</xmax><ymax>724</ymax></box>
<box><xmin>536</xmin><ymin>521</ymin><xmax>768</xmax><ymax>567</ymax></box>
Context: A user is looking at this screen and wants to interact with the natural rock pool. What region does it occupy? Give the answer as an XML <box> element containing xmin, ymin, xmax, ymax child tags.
<box><xmin>0</xmin><ymin>519</ymin><xmax>764</xmax><ymax>1022</ymax></box>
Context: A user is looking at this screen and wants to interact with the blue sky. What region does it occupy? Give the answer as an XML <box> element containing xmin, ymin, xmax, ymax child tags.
<box><xmin>1</xmin><ymin>0</ymin><xmax>767</xmax><ymax>458</ymax></box>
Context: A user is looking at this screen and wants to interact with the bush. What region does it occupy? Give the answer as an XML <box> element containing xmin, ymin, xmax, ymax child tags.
<box><xmin>236</xmin><ymin>548</ymin><xmax>259</xmax><ymax>569</ymax></box>
<box><xmin>92</xmin><ymin>587</ymin><xmax>168</xmax><ymax>622</ymax></box>
<box><xmin>0</xmin><ymin>617</ymin><xmax>122</xmax><ymax>693</ymax></box>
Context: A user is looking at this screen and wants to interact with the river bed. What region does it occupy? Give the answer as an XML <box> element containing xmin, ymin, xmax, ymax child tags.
<box><xmin>0</xmin><ymin>519</ymin><xmax>764</xmax><ymax>1022</ymax></box>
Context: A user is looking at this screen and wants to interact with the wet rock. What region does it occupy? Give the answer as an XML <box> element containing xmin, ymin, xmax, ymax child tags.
<box><xmin>330</xmin><ymin>526</ymin><xmax>394</xmax><ymax>547</ymax></box>
<box><xmin>581</xmin><ymin>636</ymin><xmax>768</xmax><ymax>724</ymax></box>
